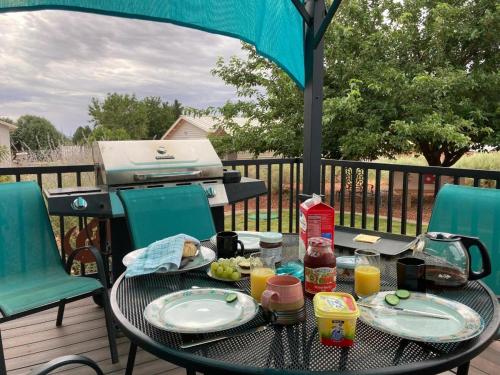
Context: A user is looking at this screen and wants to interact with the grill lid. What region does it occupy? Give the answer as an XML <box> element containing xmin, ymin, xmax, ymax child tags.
<box><xmin>93</xmin><ymin>139</ymin><xmax>224</xmax><ymax>186</ymax></box>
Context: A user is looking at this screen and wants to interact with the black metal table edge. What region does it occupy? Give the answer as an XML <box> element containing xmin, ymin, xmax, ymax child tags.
<box><xmin>110</xmin><ymin>270</ymin><xmax>499</xmax><ymax>375</ymax></box>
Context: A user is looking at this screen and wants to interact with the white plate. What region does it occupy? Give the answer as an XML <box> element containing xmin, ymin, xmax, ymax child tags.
<box><xmin>122</xmin><ymin>246</ymin><xmax>216</xmax><ymax>274</ymax></box>
<box><xmin>144</xmin><ymin>288</ymin><xmax>259</xmax><ymax>333</ymax></box>
<box><xmin>207</xmin><ymin>269</ymin><xmax>248</xmax><ymax>282</ymax></box>
<box><xmin>210</xmin><ymin>231</ymin><xmax>261</xmax><ymax>251</ymax></box>
<box><xmin>359</xmin><ymin>291</ymin><xmax>484</xmax><ymax>343</ymax></box>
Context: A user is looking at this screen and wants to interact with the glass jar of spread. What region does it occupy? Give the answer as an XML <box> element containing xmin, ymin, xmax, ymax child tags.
<box><xmin>304</xmin><ymin>237</ymin><xmax>336</xmax><ymax>295</ymax></box>
<box><xmin>259</xmin><ymin>232</ymin><xmax>283</xmax><ymax>264</ymax></box>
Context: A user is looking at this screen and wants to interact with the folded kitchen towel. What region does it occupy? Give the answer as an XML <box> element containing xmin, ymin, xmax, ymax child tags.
<box><xmin>125</xmin><ymin>233</ymin><xmax>200</xmax><ymax>278</ymax></box>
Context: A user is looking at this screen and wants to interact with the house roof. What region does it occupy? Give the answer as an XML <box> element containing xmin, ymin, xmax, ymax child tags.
<box><xmin>0</xmin><ymin>119</ymin><xmax>17</xmax><ymax>131</ymax></box>
<box><xmin>162</xmin><ymin>115</ymin><xmax>253</xmax><ymax>139</ymax></box>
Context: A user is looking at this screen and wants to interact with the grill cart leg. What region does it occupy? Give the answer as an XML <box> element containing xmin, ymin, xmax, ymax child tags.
<box><xmin>98</xmin><ymin>219</ymin><xmax>112</xmax><ymax>287</ymax></box>
<box><xmin>457</xmin><ymin>361</ymin><xmax>470</xmax><ymax>375</ymax></box>
<box><xmin>125</xmin><ymin>342</ymin><xmax>137</xmax><ymax>375</ymax></box>
<box><xmin>0</xmin><ymin>329</ymin><xmax>6</xmax><ymax>375</ymax></box>
<box><xmin>56</xmin><ymin>300</ymin><xmax>66</xmax><ymax>326</ymax></box>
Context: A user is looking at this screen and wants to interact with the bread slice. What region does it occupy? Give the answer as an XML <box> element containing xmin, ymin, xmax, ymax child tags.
<box><xmin>182</xmin><ymin>241</ymin><xmax>198</xmax><ymax>257</ymax></box>
<box><xmin>238</xmin><ymin>259</ymin><xmax>251</xmax><ymax>270</ymax></box>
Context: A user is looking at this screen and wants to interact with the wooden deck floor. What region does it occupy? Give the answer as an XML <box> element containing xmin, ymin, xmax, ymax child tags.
<box><xmin>1</xmin><ymin>296</ymin><xmax>498</xmax><ymax>375</ymax></box>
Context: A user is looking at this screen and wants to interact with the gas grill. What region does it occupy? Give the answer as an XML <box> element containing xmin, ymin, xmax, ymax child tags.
<box><xmin>44</xmin><ymin>139</ymin><xmax>266</xmax><ymax>279</ymax></box>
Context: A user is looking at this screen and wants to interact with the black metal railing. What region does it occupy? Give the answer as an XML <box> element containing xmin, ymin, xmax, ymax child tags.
<box><xmin>222</xmin><ymin>158</ymin><xmax>300</xmax><ymax>234</ymax></box>
<box><xmin>1</xmin><ymin>159</ymin><xmax>499</xmax><ymax>247</ymax></box>
<box><xmin>320</xmin><ymin>160</ymin><xmax>500</xmax><ymax>236</ymax></box>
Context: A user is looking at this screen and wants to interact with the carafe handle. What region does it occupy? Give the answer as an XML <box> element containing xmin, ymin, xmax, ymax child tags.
<box><xmin>460</xmin><ymin>236</ymin><xmax>492</xmax><ymax>280</ymax></box>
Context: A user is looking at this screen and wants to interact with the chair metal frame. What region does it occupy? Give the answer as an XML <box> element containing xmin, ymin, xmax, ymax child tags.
<box><xmin>0</xmin><ymin>245</ymin><xmax>118</xmax><ymax>375</ymax></box>
<box><xmin>29</xmin><ymin>354</ymin><xmax>104</xmax><ymax>375</ymax></box>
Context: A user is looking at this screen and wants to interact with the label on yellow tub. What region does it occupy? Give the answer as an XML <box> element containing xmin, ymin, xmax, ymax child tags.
<box><xmin>313</xmin><ymin>292</ymin><xmax>360</xmax><ymax>347</ymax></box>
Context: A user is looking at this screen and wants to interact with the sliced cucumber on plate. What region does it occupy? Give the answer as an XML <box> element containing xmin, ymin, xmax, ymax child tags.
<box><xmin>384</xmin><ymin>289</ymin><xmax>411</xmax><ymax>306</ymax></box>
<box><xmin>385</xmin><ymin>294</ymin><xmax>400</xmax><ymax>306</ymax></box>
<box><xmin>395</xmin><ymin>289</ymin><xmax>410</xmax><ymax>299</ymax></box>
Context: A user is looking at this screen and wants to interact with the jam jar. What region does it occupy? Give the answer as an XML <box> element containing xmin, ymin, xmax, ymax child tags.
<box><xmin>260</xmin><ymin>232</ymin><xmax>283</xmax><ymax>265</ymax></box>
<box><xmin>304</xmin><ymin>237</ymin><xmax>336</xmax><ymax>295</ymax></box>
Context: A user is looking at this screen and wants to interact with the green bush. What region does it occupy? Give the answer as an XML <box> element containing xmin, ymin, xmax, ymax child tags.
<box><xmin>376</xmin><ymin>152</ymin><xmax>500</xmax><ymax>170</ymax></box>
<box><xmin>454</xmin><ymin>152</ymin><xmax>500</xmax><ymax>171</ymax></box>
<box><xmin>0</xmin><ymin>175</ymin><xmax>12</xmax><ymax>183</ymax></box>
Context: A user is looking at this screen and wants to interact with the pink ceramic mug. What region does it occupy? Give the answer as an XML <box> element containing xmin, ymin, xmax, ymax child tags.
<box><xmin>261</xmin><ymin>275</ymin><xmax>304</xmax><ymax>312</ymax></box>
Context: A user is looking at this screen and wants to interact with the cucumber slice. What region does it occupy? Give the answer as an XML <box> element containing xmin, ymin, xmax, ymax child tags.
<box><xmin>225</xmin><ymin>293</ymin><xmax>238</xmax><ymax>303</ymax></box>
<box><xmin>385</xmin><ymin>294</ymin><xmax>400</xmax><ymax>306</ymax></box>
<box><xmin>396</xmin><ymin>289</ymin><xmax>411</xmax><ymax>299</ymax></box>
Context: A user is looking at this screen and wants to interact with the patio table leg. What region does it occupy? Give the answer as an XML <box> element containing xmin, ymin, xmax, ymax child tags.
<box><xmin>125</xmin><ymin>342</ymin><xmax>137</xmax><ymax>375</ymax></box>
<box><xmin>186</xmin><ymin>368</ymin><xmax>196</xmax><ymax>375</ymax></box>
<box><xmin>456</xmin><ymin>361</ymin><xmax>470</xmax><ymax>375</ymax></box>
<box><xmin>0</xmin><ymin>329</ymin><xmax>6</xmax><ymax>375</ymax></box>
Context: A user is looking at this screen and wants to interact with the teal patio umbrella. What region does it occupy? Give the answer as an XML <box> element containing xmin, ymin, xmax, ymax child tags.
<box><xmin>0</xmin><ymin>0</ymin><xmax>341</xmax><ymax>195</ymax></box>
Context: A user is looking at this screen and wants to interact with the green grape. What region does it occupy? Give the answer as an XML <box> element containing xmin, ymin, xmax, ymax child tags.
<box><xmin>223</xmin><ymin>267</ymin><xmax>234</xmax><ymax>279</ymax></box>
<box><xmin>216</xmin><ymin>266</ymin><xmax>225</xmax><ymax>277</ymax></box>
<box><xmin>230</xmin><ymin>271</ymin><xmax>241</xmax><ymax>281</ymax></box>
<box><xmin>210</xmin><ymin>262</ymin><xmax>219</xmax><ymax>274</ymax></box>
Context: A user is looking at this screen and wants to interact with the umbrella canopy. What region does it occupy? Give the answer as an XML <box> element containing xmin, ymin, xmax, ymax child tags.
<box><xmin>0</xmin><ymin>0</ymin><xmax>305</xmax><ymax>88</ymax></box>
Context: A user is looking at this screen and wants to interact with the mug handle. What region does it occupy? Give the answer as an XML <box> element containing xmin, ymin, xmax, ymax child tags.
<box><xmin>237</xmin><ymin>240</ymin><xmax>245</xmax><ymax>255</ymax></box>
<box><xmin>261</xmin><ymin>290</ymin><xmax>279</xmax><ymax>311</ymax></box>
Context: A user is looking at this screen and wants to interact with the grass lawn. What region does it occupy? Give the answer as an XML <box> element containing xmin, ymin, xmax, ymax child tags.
<box><xmin>225</xmin><ymin>209</ymin><xmax>424</xmax><ymax>236</ymax></box>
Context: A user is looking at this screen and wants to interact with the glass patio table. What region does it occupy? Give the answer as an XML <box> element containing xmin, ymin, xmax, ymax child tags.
<box><xmin>110</xmin><ymin>234</ymin><xmax>499</xmax><ymax>375</ymax></box>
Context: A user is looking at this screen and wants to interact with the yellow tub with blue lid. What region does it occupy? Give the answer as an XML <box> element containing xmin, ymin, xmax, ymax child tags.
<box><xmin>313</xmin><ymin>292</ymin><xmax>360</xmax><ymax>346</ymax></box>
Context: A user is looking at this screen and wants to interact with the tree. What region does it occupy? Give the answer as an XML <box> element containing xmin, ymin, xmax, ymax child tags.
<box><xmin>72</xmin><ymin>125</ymin><xmax>93</xmax><ymax>145</ymax></box>
<box><xmin>211</xmin><ymin>45</ymin><xmax>304</xmax><ymax>158</ymax></box>
<box><xmin>89</xmin><ymin>93</ymin><xmax>148</xmax><ymax>139</ymax></box>
<box><xmin>88</xmin><ymin>126</ymin><xmax>130</xmax><ymax>142</ymax></box>
<box><xmin>212</xmin><ymin>0</ymin><xmax>499</xmax><ymax>165</ymax></box>
<box><xmin>11</xmin><ymin>115</ymin><xmax>64</xmax><ymax>152</ymax></box>
<box><xmin>143</xmin><ymin>97</ymin><xmax>183</xmax><ymax>139</ymax></box>
<box><xmin>88</xmin><ymin>93</ymin><xmax>183</xmax><ymax>140</ymax></box>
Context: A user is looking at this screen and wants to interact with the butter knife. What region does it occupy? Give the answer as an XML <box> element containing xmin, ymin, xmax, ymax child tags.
<box><xmin>357</xmin><ymin>303</ymin><xmax>450</xmax><ymax>320</ymax></box>
<box><xmin>180</xmin><ymin>324</ymin><xmax>269</xmax><ymax>349</ymax></box>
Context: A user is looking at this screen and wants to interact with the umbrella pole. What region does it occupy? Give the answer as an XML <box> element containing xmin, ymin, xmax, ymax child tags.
<box><xmin>302</xmin><ymin>0</ymin><xmax>326</xmax><ymax>198</ymax></box>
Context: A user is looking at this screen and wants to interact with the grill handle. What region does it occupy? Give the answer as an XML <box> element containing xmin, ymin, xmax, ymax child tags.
<box><xmin>133</xmin><ymin>170</ymin><xmax>201</xmax><ymax>182</ymax></box>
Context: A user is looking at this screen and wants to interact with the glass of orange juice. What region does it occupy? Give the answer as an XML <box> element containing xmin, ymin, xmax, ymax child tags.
<box><xmin>354</xmin><ymin>249</ymin><xmax>381</xmax><ymax>298</ymax></box>
<box><xmin>250</xmin><ymin>252</ymin><xmax>276</xmax><ymax>302</ymax></box>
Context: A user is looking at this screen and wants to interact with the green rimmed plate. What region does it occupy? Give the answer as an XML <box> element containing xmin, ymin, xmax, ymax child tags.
<box><xmin>358</xmin><ymin>291</ymin><xmax>484</xmax><ymax>343</ymax></box>
<box><xmin>144</xmin><ymin>288</ymin><xmax>259</xmax><ymax>333</ymax></box>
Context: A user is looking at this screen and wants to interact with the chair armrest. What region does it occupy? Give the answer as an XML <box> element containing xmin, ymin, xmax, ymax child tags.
<box><xmin>29</xmin><ymin>354</ymin><xmax>103</xmax><ymax>375</ymax></box>
<box><xmin>65</xmin><ymin>245</ymin><xmax>108</xmax><ymax>290</ymax></box>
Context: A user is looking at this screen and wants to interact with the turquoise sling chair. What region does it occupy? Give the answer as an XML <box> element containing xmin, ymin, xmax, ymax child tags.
<box><xmin>117</xmin><ymin>185</ymin><xmax>216</xmax><ymax>374</ymax></box>
<box><xmin>0</xmin><ymin>182</ymin><xmax>118</xmax><ymax>374</ymax></box>
<box><xmin>117</xmin><ymin>184</ymin><xmax>216</xmax><ymax>249</ymax></box>
<box><xmin>428</xmin><ymin>184</ymin><xmax>500</xmax><ymax>296</ymax></box>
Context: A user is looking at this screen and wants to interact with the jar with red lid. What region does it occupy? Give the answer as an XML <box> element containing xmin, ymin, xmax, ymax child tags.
<box><xmin>304</xmin><ymin>237</ymin><xmax>336</xmax><ymax>295</ymax></box>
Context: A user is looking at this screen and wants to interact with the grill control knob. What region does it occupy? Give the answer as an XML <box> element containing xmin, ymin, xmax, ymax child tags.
<box><xmin>205</xmin><ymin>187</ymin><xmax>216</xmax><ymax>198</ymax></box>
<box><xmin>71</xmin><ymin>197</ymin><xmax>88</xmax><ymax>211</ymax></box>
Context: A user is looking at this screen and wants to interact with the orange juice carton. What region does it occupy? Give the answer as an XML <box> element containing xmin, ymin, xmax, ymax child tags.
<box><xmin>299</xmin><ymin>194</ymin><xmax>335</xmax><ymax>260</ymax></box>
<box><xmin>313</xmin><ymin>292</ymin><xmax>360</xmax><ymax>347</ymax></box>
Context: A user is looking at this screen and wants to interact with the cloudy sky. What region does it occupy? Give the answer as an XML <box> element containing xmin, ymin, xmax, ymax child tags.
<box><xmin>0</xmin><ymin>10</ymin><xmax>244</xmax><ymax>135</ymax></box>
